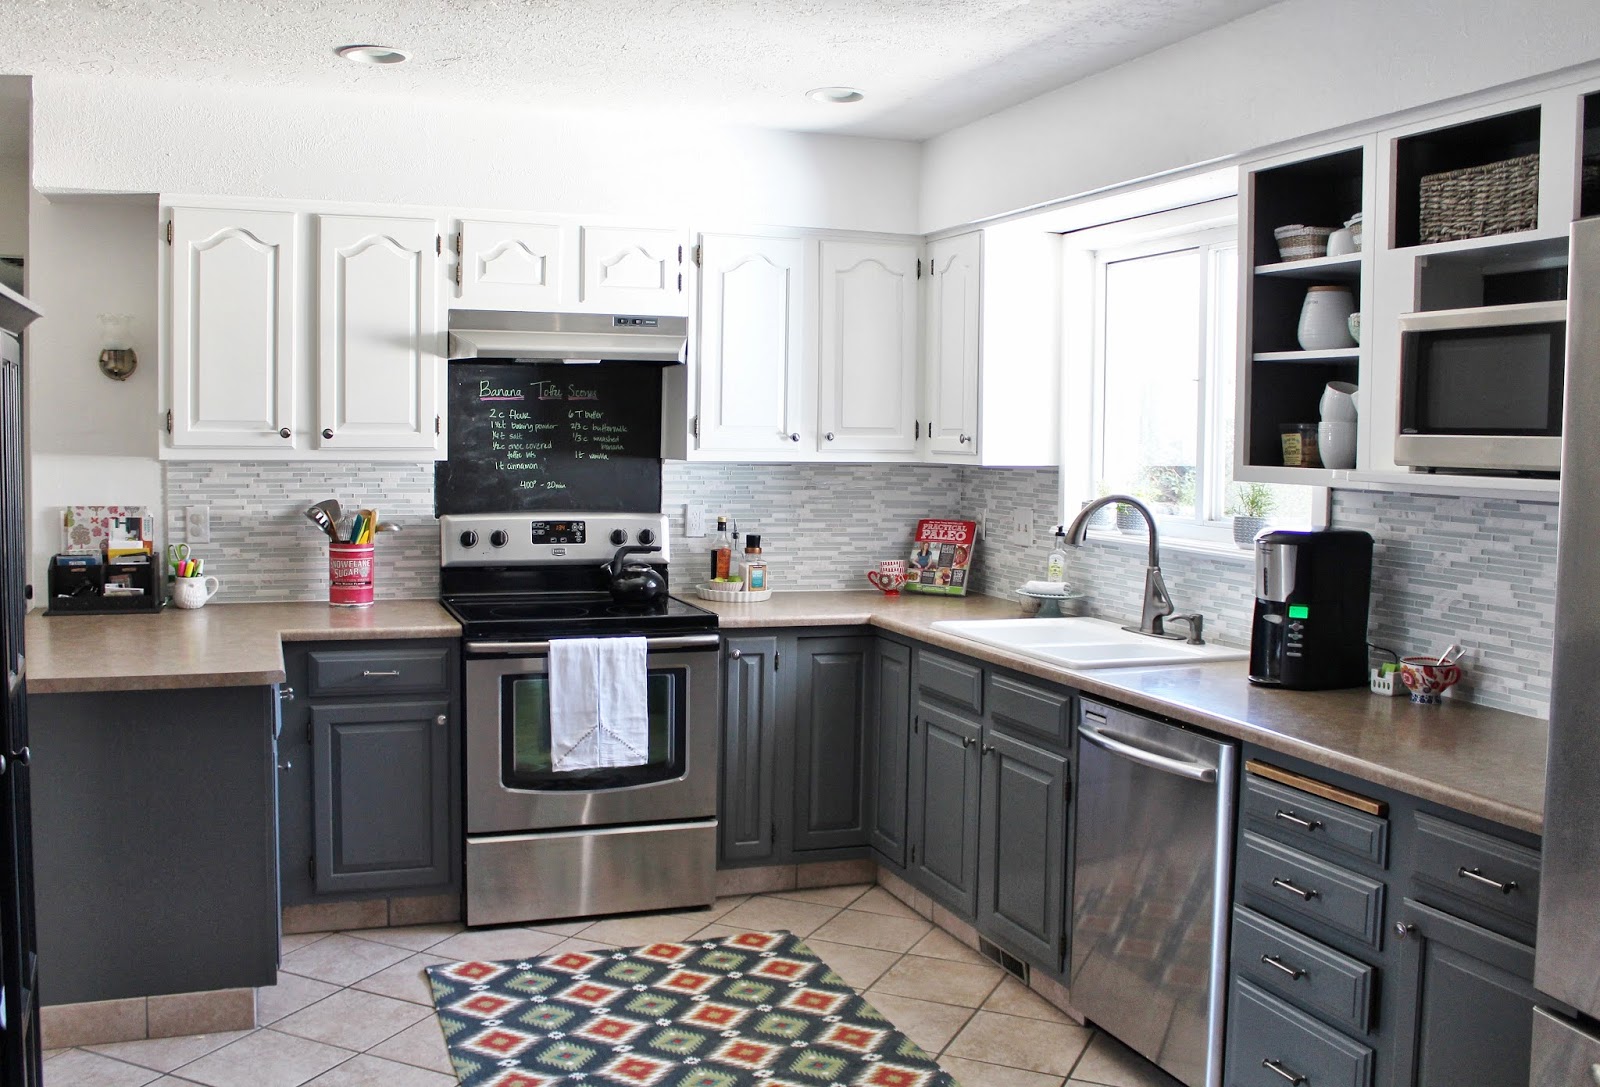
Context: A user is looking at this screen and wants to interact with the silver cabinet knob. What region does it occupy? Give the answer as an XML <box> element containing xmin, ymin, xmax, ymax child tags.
<box><xmin>277</xmin><ymin>758</ymin><xmax>293</xmax><ymax>771</ymax></box>
<box><xmin>959</xmin><ymin>434</ymin><xmax>973</xmax><ymax>444</ymax></box>
<box><xmin>825</xmin><ymin>432</ymin><xmax>836</xmax><ymax>441</ymax></box>
<box><xmin>789</xmin><ymin>433</ymin><xmax>800</xmax><ymax>442</ymax></box>
<box><xmin>1394</xmin><ymin>922</ymin><xmax>1416</xmax><ymax>939</ymax></box>
<box><xmin>278</xmin><ymin>686</ymin><xmax>295</xmax><ymax>703</ymax></box>
<box><xmin>435</xmin><ymin>714</ymin><xmax>447</xmax><ymax>726</ymax></box>
<box><xmin>279</xmin><ymin>427</ymin><xmax>292</xmax><ymax>439</ymax></box>
<box><xmin>9</xmin><ymin>746</ymin><xmax>29</xmax><ymax>767</ymax></box>
<box><xmin>322</xmin><ymin>428</ymin><xmax>335</xmax><ymax>440</ymax></box>
<box><xmin>729</xmin><ymin>648</ymin><xmax>743</xmax><ymax>660</ymax></box>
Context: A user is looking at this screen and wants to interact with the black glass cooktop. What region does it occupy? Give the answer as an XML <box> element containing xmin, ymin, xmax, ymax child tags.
<box><xmin>442</xmin><ymin>591</ymin><xmax>718</xmax><ymax>641</ymax></box>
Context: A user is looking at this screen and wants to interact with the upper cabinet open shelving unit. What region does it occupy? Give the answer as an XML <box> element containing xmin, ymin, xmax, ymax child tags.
<box><xmin>1235</xmin><ymin>69</ymin><xmax>1600</xmax><ymax>497</ymax></box>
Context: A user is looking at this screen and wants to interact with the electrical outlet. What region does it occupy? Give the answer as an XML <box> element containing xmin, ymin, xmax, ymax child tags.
<box><xmin>185</xmin><ymin>504</ymin><xmax>211</xmax><ymax>544</ymax></box>
<box><xmin>684</xmin><ymin>504</ymin><xmax>707</xmax><ymax>538</ymax></box>
<box><xmin>1009</xmin><ymin>508</ymin><xmax>1035</xmax><ymax>545</ymax></box>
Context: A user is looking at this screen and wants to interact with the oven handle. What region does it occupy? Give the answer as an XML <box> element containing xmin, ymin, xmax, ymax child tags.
<box><xmin>466</xmin><ymin>634</ymin><xmax>722</xmax><ymax>654</ymax></box>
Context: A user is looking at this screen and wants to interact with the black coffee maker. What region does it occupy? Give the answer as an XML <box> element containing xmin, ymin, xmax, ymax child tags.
<box><xmin>1249</xmin><ymin>529</ymin><xmax>1374</xmax><ymax>690</ymax></box>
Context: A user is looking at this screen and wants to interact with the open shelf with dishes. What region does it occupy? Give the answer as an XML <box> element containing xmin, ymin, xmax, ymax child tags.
<box><xmin>1237</xmin><ymin>142</ymin><xmax>1368</xmax><ymax>482</ymax></box>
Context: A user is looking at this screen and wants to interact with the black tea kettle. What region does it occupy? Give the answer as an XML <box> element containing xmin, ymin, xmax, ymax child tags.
<box><xmin>605</xmin><ymin>544</ymin><xmax>667</xmax><ymax>606</ymax></box>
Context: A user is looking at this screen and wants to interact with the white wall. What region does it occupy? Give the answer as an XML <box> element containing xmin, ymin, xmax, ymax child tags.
<box><xmin>29</xmin><ymin>75</ymin><xmax>922</xmax><ymax>234</ymax></box>
<box><xmin>920</xmin><ymin>0</ymin><xmax>1600</xmax><ymax>230</ymax></box>
<box><xmin>25</xmin><ymin>193</ymin><xmax>161</xmax><ymax>590</ymax></box>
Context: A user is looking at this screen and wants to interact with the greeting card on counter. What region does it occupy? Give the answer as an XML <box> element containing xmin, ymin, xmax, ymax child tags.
<box><xmin>905</xmin><ymin>518</ymin><xmax>976</xmax><ymax>596</ymax></box>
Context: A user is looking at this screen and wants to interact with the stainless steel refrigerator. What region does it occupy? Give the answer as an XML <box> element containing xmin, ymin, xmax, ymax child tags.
<box><xmin>1532</xmin><ymin>216</ymin><xmax>1600</xmax><ymax>1080</ymax></box>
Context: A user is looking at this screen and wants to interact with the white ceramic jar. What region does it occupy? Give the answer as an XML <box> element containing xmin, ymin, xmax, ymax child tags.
<box><xmin>1298</xmin><ymin>286</ymin><xmax>1357</xmax><ymax>350</ymax></box>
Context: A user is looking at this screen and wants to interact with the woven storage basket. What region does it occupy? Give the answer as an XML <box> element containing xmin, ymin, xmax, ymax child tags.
<box><xmin>1273</xmin><ymin>225</ymin><xmax>1334</xmax><ymax>262</ymax></box>
<box><xmin>1419</xmin><ymin>153</ymin><xmax>1539</xmax><ymax>243</ymax></box>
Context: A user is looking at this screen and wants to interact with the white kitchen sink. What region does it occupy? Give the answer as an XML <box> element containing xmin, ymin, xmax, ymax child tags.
<box><xmin>930</xmin><ymin>617</ymin><xmax>1248</xmax><ymax>669</ymax></box>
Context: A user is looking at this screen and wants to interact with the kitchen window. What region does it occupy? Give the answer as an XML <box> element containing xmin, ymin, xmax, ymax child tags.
<box><xmin>1063</xmin><ymin>204</ymin><xmax>1317</xmax><ymax>547</ymax></box>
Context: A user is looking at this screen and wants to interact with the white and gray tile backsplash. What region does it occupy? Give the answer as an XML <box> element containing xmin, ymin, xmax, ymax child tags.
<box><xmin>163</xmin><ymin>460</ymin><xmax>1559</xmax><ymax>715</ymax></box>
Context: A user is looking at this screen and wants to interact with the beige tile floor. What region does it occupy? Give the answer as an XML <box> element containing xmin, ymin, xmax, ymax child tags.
<box><xmin>42</xmin><ymin>884</ymin><xmax>1181</xmax><ymax>1087</ymax></box>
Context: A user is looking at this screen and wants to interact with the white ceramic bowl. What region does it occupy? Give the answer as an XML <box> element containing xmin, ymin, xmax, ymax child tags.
<box><xmin>1320</xmin><ymin>381</ymin><xmax>1359</xmax><ymax>422</ymax></box>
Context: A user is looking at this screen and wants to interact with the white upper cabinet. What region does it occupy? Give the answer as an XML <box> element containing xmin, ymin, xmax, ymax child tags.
<box><xmin>164</xmin><ymin>207</ymin><xmax>298</xmax><ymax>450</ymax></box>
<box><xmin>816</xmin><ymin>238</ymin><xmax>920</xmax><ymax>455</ymax></box>
<box><xmin>454</xmin><ymin>218</ymin><xmax>563</xmax><ymax>310</ymax></box>
<box><xmin>694</xmin><ymin>233</ymin><xmax>808</xmax><ymax>454</ymax></box>
<box><xmin>579</xmin><ymin>226</ymin><xmax>689</xmax><ymax>316</ymax></box>
<box><xmin>923</xmin><ymin>232</ymin><xmax>982</xmax><ymax>458</ymax></box>
<box><xmin>315</xmin><ymin>214</ymin><xmax>443</xmax><ymax>454</ymax></box>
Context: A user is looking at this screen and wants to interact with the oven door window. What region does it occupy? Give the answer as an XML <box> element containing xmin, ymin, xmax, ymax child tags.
<box><xmin>1401</xmin><ymin>324</ymin><xmax>1565</xmax><ymax>436</ymax></box>
<box><xmin>501</xmin><ymin>668</ymin><xmax>686</xmax><ymax>790</ymax></box>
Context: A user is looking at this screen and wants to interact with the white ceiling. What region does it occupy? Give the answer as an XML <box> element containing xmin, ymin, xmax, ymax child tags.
<box><xmin>0</xmin><ymin>0</ymin><xmax>1278</xmax><ymax>141</ymax></box>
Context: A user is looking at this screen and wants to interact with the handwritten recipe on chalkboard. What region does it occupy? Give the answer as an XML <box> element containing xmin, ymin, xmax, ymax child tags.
<box><xmin>434</xmin><ymin>362</ymin><xmax>663</xmax><ymax>515</ymax></box>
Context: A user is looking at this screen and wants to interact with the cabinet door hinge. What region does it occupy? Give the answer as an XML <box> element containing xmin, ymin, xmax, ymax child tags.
<box><xmin>912</xmin><ymin>716</ymin><xmax>918</xmax><ymax>734</ymax></box>
<box><xmin>677</xmin><ymin>272</ymin><xmax>684</xmax><ymax>292</ymax></box>
<box><xmin>915</xmin><ymin>420</ymin><xmax>921</xmax><ymax>440</ymax></box>
<box><xmin>691</xmin><ymin>415</ymin><xmax>700</xmax><ymax>439</ymax></box>
<box><xmin>910</xmin><ymin>844</ymin><xmax>917</xmax><ymax>864</ymax></box>
<box><xmin>165</xmin><ymin>220</ymin><xmax>174</xmax><ymax>245</ymax></box>
<box><xmin>692</xmin><ymin>243</ymin><xmax>702</xmax><ymax>267</ymax></box>
<box><xmin>916</xmin><ymin>258</ymin><xmax>923</xmax><ymax>279</ymax></box>
<box><xmin>308</xmin><ymin>855</ymin><xmax>316</xmax><ymax>882</ymax></box>
<box><xmin>678</xmin><ymin>244</ymin><xmax>684</xmax><ymax>264</ymax></box>
<box><xmin>774</xmin><ymin>652</ymin><xmax>781</xmax><ymax>671</ymax></box>
<box><xmin>454</xmin><ymin>232</ymin><xmax>464</xmax><ymax>256</ymax></box>
<box><xmin>306</xmin><ymin>719</ymin><xmax>313</xmax><ymax>744</ymax></box>
<box><xmin>770</xmin><ymin>823</ymin><xmax>777</xmax><ymax>845</ymax></box>
<box><xmin>435</xmin><ymin>414</ymin><xmax>442</xmax><ymax>436</ymax></box>
<box><xmin>164</xmin><ymin>409</ymin><xmax>173</xmax><ymax>435</ymax></box>
<box><xmin>436</xmin><ymin>234</ymin><xmax>442</xmax><ymax>256</ymax></box>
<box><xmin>454</xmin><ymin>263</ymin><xmax>463</xmax><ymax>287</ymax></box>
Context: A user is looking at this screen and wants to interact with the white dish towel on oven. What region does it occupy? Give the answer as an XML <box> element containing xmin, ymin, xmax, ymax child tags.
<box><xmin>548</xmin><ymin>636</ymin><xmax>650</xmax><ymax>771</ymax></box>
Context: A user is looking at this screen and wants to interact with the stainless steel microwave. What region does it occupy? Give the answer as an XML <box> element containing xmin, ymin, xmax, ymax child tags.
<box><xmin>1395</xmin><ymin>300</ymin><xmax>1568</xmax><ymax>473</ymax></box>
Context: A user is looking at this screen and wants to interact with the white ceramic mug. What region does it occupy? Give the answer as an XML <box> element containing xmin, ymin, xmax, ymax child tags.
<box><xmin>1317</xmin><ymin>421</ymin><xmax>1357</xmax><ymax>470</ymax></box>
<box><xmin>1326</xmin><ymin>227</ymin><xmax>1357</xmax><ymax>256</ymax></box>
<box><xmin>172</xmin><ymin>575</ymin><xmax>220</xmax><ymax>610</ymax></box>
<box><xmin>1320</xmin><ymin>381</ymin><xmax>1359</xmax><ymax>422</ymax></box>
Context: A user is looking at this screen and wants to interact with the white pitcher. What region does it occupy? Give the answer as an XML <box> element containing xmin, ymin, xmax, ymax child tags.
<box><xmin>172</xmin><ymin>575</ymin><xmax>221</xmax><ymax>610</ymax></box>
<box><xmin>1320</xmin><ymin>381</ymin><xmax>1359</xmax><ymax>422</ymax></box>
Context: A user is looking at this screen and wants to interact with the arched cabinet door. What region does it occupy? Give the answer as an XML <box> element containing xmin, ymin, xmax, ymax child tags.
<box><xmin>817</xmin><ymin>239</ymin><xmax>920</xmax><ymax>454</ymax></box>
<box><xmin>579</xmin><ymin>226</ymin><xmax>688</xmax><ymax>317</ymax></box>
<box><xmin>315</xmin><ymin>214</ymin><xmax>443</xmax><ymax>454</ymax></box>
<box><xmin>923</xmin><ymin>232</ymin><xmax>981</xmax><ymax>458</ymax></box>
<box><xmin>164</xmin><ymin>207</ymin><xmax>299</xmax><ymax>449</ymax></box>
<box><xmin>454</xmin><ymin>219</ymin><xmax>564</xmax><ymax>311</ymax></box>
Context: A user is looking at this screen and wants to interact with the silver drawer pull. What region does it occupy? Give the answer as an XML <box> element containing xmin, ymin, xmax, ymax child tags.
<box><xmin>1262</xmin><ymin>1058</ymin><xmax>1307</xmax><ymax>1085</ymax></box>
<box><xmin>1260</xmin><ymin>954</ymin><xmax>1306</xmax><ymax>980</ymax></box>
<box><xmin>1458</xmin><ymin>866</ymin><xmax>1518</xmax><ymax>894</ymax></box>
<box><xmin>362</xmin><ymin>670</ymin><xmax>401</xmax><ymax>677</ymax></box>
<box><xmin>1272</xmin><ymin>877</ymin><xmax>1318</xmax><ymax>901</ymax></box>
<box><xmin>1275</xmin><ymin>810</ymin><xmax>1323</xmax><ymax>831</ymax></box>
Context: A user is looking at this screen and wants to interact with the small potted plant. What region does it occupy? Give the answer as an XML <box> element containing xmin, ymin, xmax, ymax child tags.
<box><xmin>1084</xmin><ymin>481</ymin><xmax>1115</xmax><ymax>529</ymax></box>
<box><xmin>1116</xmin><ymin>496</ymin><xmax>1147</xmax><ymax>534</ymax></box>
<box><xmin>1229</xmin><ymin>483</ymin><xmax>1277</xmax><ymax>549</ymax></box>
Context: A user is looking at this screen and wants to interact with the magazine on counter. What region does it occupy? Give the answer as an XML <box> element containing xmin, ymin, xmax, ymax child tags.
<box><xmin>905</xmin><ymin>519</ymin><xmax>977</xmax><ymax>596</ymax></box>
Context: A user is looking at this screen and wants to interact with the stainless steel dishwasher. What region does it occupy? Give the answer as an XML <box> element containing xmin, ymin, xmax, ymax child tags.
<box><xmin>1071</xmin><ymin>698</ymin><xmax>1237</xmax><ymax>1087</ymax></box>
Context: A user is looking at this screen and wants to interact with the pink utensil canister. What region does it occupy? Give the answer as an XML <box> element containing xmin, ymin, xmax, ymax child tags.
<box><xmin>329</xmin><ymin>542</ymin><xmax>375</xmax><ymax>608</ymax></box>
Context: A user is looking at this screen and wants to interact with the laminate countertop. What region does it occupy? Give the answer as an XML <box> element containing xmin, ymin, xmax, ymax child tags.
<box><xmin>697</xmin><ymin>590</ymin><xmax>1549</xmax><ymax>834</ymax></box>
<box><xmin>24</xmin><ymin>601</ymin><xmax>460</xmax><ymax>695</ymax></box>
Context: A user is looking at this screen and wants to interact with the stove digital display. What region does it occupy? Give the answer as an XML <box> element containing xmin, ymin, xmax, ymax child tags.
<box><xmin>529</xmin><ymin>521</ymin><xmax>586</xmax><ymax>545</ymax></box>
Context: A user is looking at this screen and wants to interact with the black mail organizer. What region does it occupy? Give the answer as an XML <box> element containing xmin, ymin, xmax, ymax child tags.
<box><xmin>45</xmin><ymin>553</ymin><xmax>164</xmax><ymax>614</ymax></box>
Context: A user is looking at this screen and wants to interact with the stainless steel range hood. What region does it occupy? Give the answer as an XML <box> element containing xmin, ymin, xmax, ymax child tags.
<box><xmin>448</xmin><ymin>310</ymin><xmax>687</xmax><ymax>363</ymax></box>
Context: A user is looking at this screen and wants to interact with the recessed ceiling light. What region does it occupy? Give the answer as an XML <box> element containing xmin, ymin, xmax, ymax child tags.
<box><xmin>336</xmin><ymin>44</ymin><xmax>411</xmax><ymax>66</ymax></box>
<box><xmin>806</xmin><ymin>86</ymin><xmax>865</xmax><ymax>104</ymax></box>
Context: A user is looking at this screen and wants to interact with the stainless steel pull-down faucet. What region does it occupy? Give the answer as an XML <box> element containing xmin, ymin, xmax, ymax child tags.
<box><xmin>1060</xmin><ymin>494</ymin><xmax>1203</xmax><ymax>642</ymax></box>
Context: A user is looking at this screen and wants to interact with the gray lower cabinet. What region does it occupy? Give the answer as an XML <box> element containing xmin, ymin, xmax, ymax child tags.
<box><xmin>30</xmin><ymin>685</ymin><xmax>280</xmax><ymax>1003</ymax></box>
<box><xmin>310</xmin><ymin>699</ymin><xmax>452</xmax><ymax>894</ymax></box>
<box><xmin>866</xmin><ymin>640</ymin><xmax>912</xmax><ymax>866</ymax></box>
<box><xmin>1390</xmin><ymin>897</ymin><xmax>1541</xmax><ymax>1087</ymax></box>
<box><xmin>908</xmin><ymin>699</ymin><xmax>981</xmax><ymax>916</ymax></box>
<box><xmin>279</xmin><ymin>639</ymin><xmax>460</xmax><ymax>905</ymax></box>
<box><xmin>977</xmin><ymin>728</ymin><xmax>1068</xmax><ymax>969</ymax></box>
<box><xmin>790</xmin><ymin>636</ymin><xmax>871</xmax><ymax>853</ymax></box>
<box><xmin>718</xmin><ymin>631</ymin><xmax>872</xmax><ymax>867</ymax></box>
<box><xmin>719</xmin><ymin>636</ymin><xmax>781</xmax><ymax>865</ymax></box>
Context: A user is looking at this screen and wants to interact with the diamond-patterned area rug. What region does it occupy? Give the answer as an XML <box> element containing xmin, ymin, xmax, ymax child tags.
<box><xmin>425</xmin><ymin>929</ymin><xmax>960</xmax><ymax>1087</ymax></box>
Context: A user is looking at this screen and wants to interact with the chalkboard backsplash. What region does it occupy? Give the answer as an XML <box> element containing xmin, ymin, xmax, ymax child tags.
<box><xmin>434</xmin><ymin>360</ymin><xmax>663</xmax><ymax>515</ymax></box>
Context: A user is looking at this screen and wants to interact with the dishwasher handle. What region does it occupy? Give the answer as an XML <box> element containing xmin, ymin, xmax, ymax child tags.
<box><xmin>1079</xmin><ymin>721</ymin><xmax>1218</xmax><ymax>783</ymax></box>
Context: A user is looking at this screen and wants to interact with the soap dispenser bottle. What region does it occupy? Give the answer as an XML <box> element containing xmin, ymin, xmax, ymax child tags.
<box><xmin>1046</xmin><ymin>529</ymin><xmax>1068</xmax><ymax>584</ymax></box>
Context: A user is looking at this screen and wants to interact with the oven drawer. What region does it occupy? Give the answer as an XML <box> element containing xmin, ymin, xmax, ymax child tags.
<box><xmin>467</xmin><ymin>819</ymin><xmax>717</xmax><ymax>926</ymax></box>
<box><xmin>307</xmin><ymin>648</ymin><xmax>453</xmax><ymax>697</ymax></box>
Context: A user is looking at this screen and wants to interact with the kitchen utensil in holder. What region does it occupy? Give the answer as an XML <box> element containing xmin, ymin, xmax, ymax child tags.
<box><xmin>329</xmin><ymin>542</ymin><xmax>375</xmax><ymax>608</ymax></box>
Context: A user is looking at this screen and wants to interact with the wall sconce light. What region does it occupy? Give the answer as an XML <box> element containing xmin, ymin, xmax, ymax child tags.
<box><xmin>98</xmin><ymin>314</ymin><xmax>137</xmax><ymax>381</ymax></box>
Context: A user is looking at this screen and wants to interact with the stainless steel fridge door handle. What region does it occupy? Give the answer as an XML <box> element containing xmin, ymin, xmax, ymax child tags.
<box><xmin>467</xmin><ymin>634</ymin><xmax>722</xmax><ymax>655</ymax></box>
<box><xmin>1079</xmin><ymin>723</ymin><xmax>1217</xmax><ymax>782</ymax></box>
<box><xmin>1458</xmin><ymin>866</ymin><xmax>1518</xmax><ymax>894</ymax></box>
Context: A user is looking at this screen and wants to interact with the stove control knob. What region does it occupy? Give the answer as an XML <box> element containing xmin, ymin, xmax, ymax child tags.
<box><xmin>638</xmin><ymin>529</ymin><xmax>656</xmax><ymax>546</ymax></box>
<box><xmin>610</xmin><ymin>529</ymin><xmax>629</xmax><ymax>546</ymax></box>
<box><xmin>459</xmin><ymin>530</ymin><xmax>479</xmax><ymax>548</ymax></box>
<box><xmin>490</xmin><ymin>530</ymin><xmax>509</xmax><ymax>548</ymax></box>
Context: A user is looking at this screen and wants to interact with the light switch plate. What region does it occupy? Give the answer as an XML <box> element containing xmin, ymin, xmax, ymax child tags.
<box><xmin>185</xmin><ymin>504</ymin><xmax>210</xmax><ymax>544</ymax></box>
